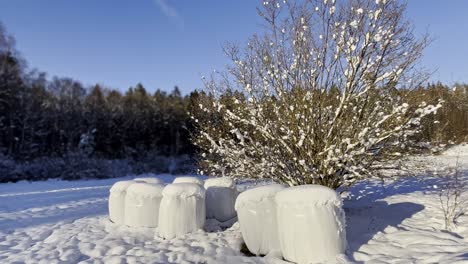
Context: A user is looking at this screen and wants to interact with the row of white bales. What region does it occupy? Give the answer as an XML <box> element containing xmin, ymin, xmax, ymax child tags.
<box><xmin>109</xmin><ymin>176</ymin><xmax>347</xmax><ymax>264</ymax></box>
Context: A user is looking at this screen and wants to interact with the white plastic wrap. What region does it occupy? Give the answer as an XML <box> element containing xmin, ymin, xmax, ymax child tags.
<box><xmin>204</xmin><ymin>177</ymin><xmax>237</xmax><ymax>222</ymax></box>
<box><xmin>108</xmin><ymin>180</ymin><xmax>135</xmax><ymax>224</ymax></box>
<box><xmin>172</xmin><ymin>176</ymin><xmax>204</xmax><ymax>186</ymax></box>
<box><xmin>133</xmin><ymin>177</ymin><xmax>164</xmax><ymax>185</ymax></box>
<box><xmin>124</xmin><ymin>183</ymin><xmax>165</xmax><ymax>228</ymax></box>
<box><xmin>158</xmin><ymin>183</ymin><xmax>206</xmax><ymax>239</ymax></box>
<box><xmin>275</xmin><ymin>185</ymin><xmax>347</xmax><ymax>264</ymax></box>
<box><xmin>234</xmin><ymin>184</ymin><xmax>285</xmax><ymax>256</ymax></box>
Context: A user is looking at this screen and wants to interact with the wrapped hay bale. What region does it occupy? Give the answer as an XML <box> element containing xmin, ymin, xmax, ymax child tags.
<box><xmin>234</xmin><ymin>184</ymin><xmax>285</xmax><ymax>255</ymax></box>
<box><xmin>133</xmin><ymin>177</ymin><xmax>164</xmax><ymax>185</ymax></box>
<box><xmin>275</xmin><ymin>185</ymin><xmax>347</xmax><ymax>264</ymax></box>
<box><xmin>158</xmin><ymin>183</ymin><xmax>206</xmax><ymax>239</ymax></box>
<box><xmin>109</xmin><ymin>180</ymin><xmax>135</xmax><ymax>224</ymax></box>
<box><xmin>173</xmin><ymin>176</ymin><xmax>204</xmax><ymax>186</ymax></box>
<box><xmin>204</xmin><ymin>177</ymin><xmax>238</xmax><ymax>222</ymax></box>
<box><xmin>124</xmin><ymin>182</ymin><xmax>165</xmax><ymax>227</ymax></box>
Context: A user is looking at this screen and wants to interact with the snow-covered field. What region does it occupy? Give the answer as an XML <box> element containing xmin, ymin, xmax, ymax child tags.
<box><xmin>1</xmin><ymin>146</ymin><xmax>468</xmax><ymax>264</ymax></box>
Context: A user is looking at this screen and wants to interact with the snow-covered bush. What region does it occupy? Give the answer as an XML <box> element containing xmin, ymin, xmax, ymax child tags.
<box><xmin>78</xmin><ymin>129</ymin><xmax>96</xmax><ymax>156</ymax></box>
<box><xmin>171</xmin><ymin>155</ymin><xmax>197</xmax><ymax>175</ymax></box>
<box><xmin>132</xmin><ymin>154</ymin><xmax>173</xmax><ymax>174</ymax></box>
<box><xmin>8</xmin><ymin>157</ymin><xmax>61</xmax><ymax>182</ymax></box>
<box><xmin>61</xmin><ymin>152</ymin><xmax>108</xmax><ymax>180</ymax></box>
<box><xmin>173</xmin><ymin>176</ymin><xmax>204</xmax><ymax>186</ymax></box>
<box><xmin>235</xmin><ymin>184</ymin><xmax>285</xmax><ymax>256</ymax></box>
<box><xmin>0</xmin><ymin>153</ymin><xmax>16</xmax><ymax>182</ymax></box>
<box><xmin>275</xmin><ymin>185</ymin><xmax>346</xmax><ymax>263</ymax></box>
<box><xmin>104</xmin><ymin>159</ymin><xmax>133</xmax><ymax>179</ymax></box>
<box><xmin>109</xmin><ymin>180</ymin><xmax>135</xmax><ymax>225</ymax></box>
<box><xmin>124</xmin><ymin>182</ymin><xmax>165</xmax><ymax>227</ymax></box>
<box><xmin>158</xmin><ymin>183</ymin><xmax>206</xmax><ymax>239</ymax></box>
<box><xmin>437</xmin><ymin>156</ymin><xmax>468</xmax><ymax>231</ymax></box>
<box><xmin>204</xmin><ymin>177</ymin><xmax>237</xmax><ymax>221</ymax></box>
<box><xmin>193</xmin><ymin>0</ymin><xmax>441</xmax><ymax>189</ymax></box>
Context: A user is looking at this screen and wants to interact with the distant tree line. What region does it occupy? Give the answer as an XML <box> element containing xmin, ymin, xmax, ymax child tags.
<box><xmin>0</xmin><ymin>22</ymin><xmax>201</xmax><ymax>162</ymax></box>
<box><xmin>405</xmin><ymin>82</ymin><xmax>468</xmax><ymax>144</ymax></box>
<box><xmin>0</xmin><ymin>21</ymin><xmax>467</xmax><ymax>183</ymax></box>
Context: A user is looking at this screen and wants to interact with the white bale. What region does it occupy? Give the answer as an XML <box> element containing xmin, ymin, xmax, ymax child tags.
<box><xmin>158</xmin><ymin>183</ymin><xmax>206</xmax><ymax>239</ymax></box>
<box><xmin>275</xmin><ymin>185</ymin><xmax>347</xmax><ymax>264</ymax></box>
<box><xmin>204</xmin><ymin>177</ymin><xmax>237</xmax><ymax>222</ymax></box>
<box><xmin>133</xmin><ymin>177</ymin><xmax>164</xmax><ymax>185</ymax></box>
<box><xmin>124</xmin><ymin>183</ymin><xmax>165</xmax><ymax>228</ymax></box>
<box><xmin>234</xmin><ymin>184</ymin><xmax>285</xmax><ymax>256</ymax></box>
<box><xmin>173</xmin><ymin>176</ymin><xmax>204</xmax><ymax>186</ymax></box>
<box><xmin>109</xmin><ymin>180</ymin><xmax>135</xmax><ymax>224</ymax></box>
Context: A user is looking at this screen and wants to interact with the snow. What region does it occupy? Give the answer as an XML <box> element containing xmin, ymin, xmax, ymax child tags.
<box><xmin>108</xmin><ymin>180</ymin><xmax>135</xmax><ymax>225</ymax></box>
<box><xmin>173</xmin><ymin>176</ymin><xmax>204</xmax><ymax>186</ymax></box>
<box><xmin>0</xmin><ymin>148</ymin><xmax>467</xmax><ymax>263</ymax></box>
<box><xmin>204</xmin><ymin>177</ymin><xmax>235</xmax><ymax>189</ymax></box>
<box><xmin>205</xmin><ymin>177</ymin><xmax>237</xmax><ymax>222</ymax></box>
<box><xmin>275</xmin><ymin>185</ymin><xmax>347</xmax><ymax>263</ymax></box>
<box><xmin>275</xmin><ymin>184</ymin><xmax>343</xmax><ymax>206</ymax></box>
<box><xmin>234</xmin><ymin>184</ymin><xmax>285</xmax><ymax>210</ymax></box>
<box><xmin>442</xmin><ymin>143</ymin><xmax>468</xmax><ymax>156</ymax></box>
<box><xmin>162</xmin><ymin>182</ymin><xmax>206</xmax><ymax>198</ymax></box>
<box><xmin>158</xmin><ymin>183</ymin><xmax>206</xmax><ymax>239</ymax></box>
<box><xmin>133</xmin><ymin>177</ymin><xmax>164</xmax><ymax>185</ymax></box>
<box><xmin>124</xmin><ymin>183</ymin><xmax>164</xmax><ymax>228</ymax></box>
<box><xmin>235</xmin><ymin>184</ymin><xmax>285</xmax><ymax>256</ymax></box>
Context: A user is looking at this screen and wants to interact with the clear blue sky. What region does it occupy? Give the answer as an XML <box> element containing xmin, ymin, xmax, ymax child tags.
<box><xmin>0</xmin><ymin>0</ymin><xmax>467</xmax><ymax>94</ymax></box>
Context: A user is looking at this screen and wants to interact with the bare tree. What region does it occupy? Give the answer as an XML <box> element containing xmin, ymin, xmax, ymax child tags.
<box><xmin>438</xmin><ymin>156</ymin><xmax>467</xmax><ymax>231</ymax></box>
<box><xmin>193</xmin><ymin>0</ymin><xmax>441</xmax><ymax>189</ymax></box>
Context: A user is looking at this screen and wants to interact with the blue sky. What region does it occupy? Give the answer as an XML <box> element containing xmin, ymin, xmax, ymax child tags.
<box><xmin>0</xmin><ymin>0</ymin><xmax>467</xmax><ymax>94</ymax></box>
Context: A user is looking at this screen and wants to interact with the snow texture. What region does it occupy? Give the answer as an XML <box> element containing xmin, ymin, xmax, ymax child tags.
<box><xmin>234</xmin><ymin>183</ymin><xmax>285</xmax><ymax>210</ymax></box>
<box><xmin>162</xmin><ymin>182</ymin><xmax>206</xmax><ymax>198</ymax></box>
<box><xmin>235</xmin><ymin>184</ymin><xmax>286</xmax><ymax>256</ymax></box>
<box><xmin>275</xmin><ymin>185</ymin><xmax>347</xmax><ymax>263</ymax></box>
<box><xmin>124</xmin><ymin>183</ymin><xmax>165</xmax><ymax>228</ymax></box>
<box><xmin>205</xmin><ymin>177</ymin><xmax>238</xmax><ymax>221</ymax></box>
<box><xmin>133</xmin><ymin>177</ymin><xmax>164</xmax><ymax>185</ymax></box>
<box><xmin>442</xmin><ymin>143</ymin><xmax>468</xmax><ymax>156</ymax></box>
<box><xmin>158</xmin><ymin>183</ymin><xmax>206</xmax><ymax>239</ymax></box>
<box><xmin>108</xmin><ymin>180</ymin><xmax>135</xmax><ymax>224</ymax></box>
<box><xmin>1</xmin><ymin>146</ymin><xmax>468</xmax><ymax>263</ymax></box>
<box><xmin>204</xmin><ymin>177</ymin><xmax>236</xmax><ymax>189</ymax></box>
<box><xmin>173</xmin><ymin>176</ymin><xmax>204</xmax><ymax>186</ymax></box>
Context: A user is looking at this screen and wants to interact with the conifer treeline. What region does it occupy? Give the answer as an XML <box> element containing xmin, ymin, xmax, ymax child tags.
<box><xmin>0</xmin><ymin>23</ymin><xmax>203</xmax><ymax>161</ymax></box>
<box><xmin>1</xmin><ymin>23</ymin><xmax>468</xmax><ymax>165</ymax></box>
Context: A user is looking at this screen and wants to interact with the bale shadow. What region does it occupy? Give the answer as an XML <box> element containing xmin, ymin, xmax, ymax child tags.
<box><xmin>345</xmin><ymin>200</ymin><xmax>424</xmax><ymax>262</ymax></box>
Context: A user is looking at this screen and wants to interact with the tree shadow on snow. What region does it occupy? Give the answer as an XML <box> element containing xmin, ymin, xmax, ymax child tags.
<box><xmin>344</xmin><ymin>200</ymin><xmax>424</xmax><ymax>262</ymax></box>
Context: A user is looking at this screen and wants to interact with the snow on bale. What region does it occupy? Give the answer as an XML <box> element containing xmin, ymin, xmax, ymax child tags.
<box><xmin>124</xmin><ymin>182</ymin><xmax>165</xmax><ymax>228</ymax></box>
<box><xmin>109</xmin><ymin>180</ymin><xmax>135</xmax><ymax>224</ymax></box>
<box><xmin>173</xmin><ymin>176</ymin><xmax>204</xmax><ymax>186</ymax></box>
<box><xmin>234</xmin><ymin>184</ymin><xmax>286</xmax><ymax>256</ymax></box>
<box><xmin>275</xmin><ymin>185</ymin><xmax>347</xmax><ymax>264</ymax></box>
<box><xmin>133</xmin><ymin>177</ymin><xmax>164</xmax><ymax>185</ymax></box>
<box><xmin>204</xmin><ymin>177</ymin><xmax>238</xmax><ymax>222</ymax></box>
<box><xmin>158</xmin><ymin>183</ymin><xmax>206</xmax><ymax>239</ymax></box>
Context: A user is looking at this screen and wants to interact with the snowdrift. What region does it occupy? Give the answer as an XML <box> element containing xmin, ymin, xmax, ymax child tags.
<box><xmin>442</xmin><ymin>143</ymin><xmax>468</xmax><ymax>156</ymax></box>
